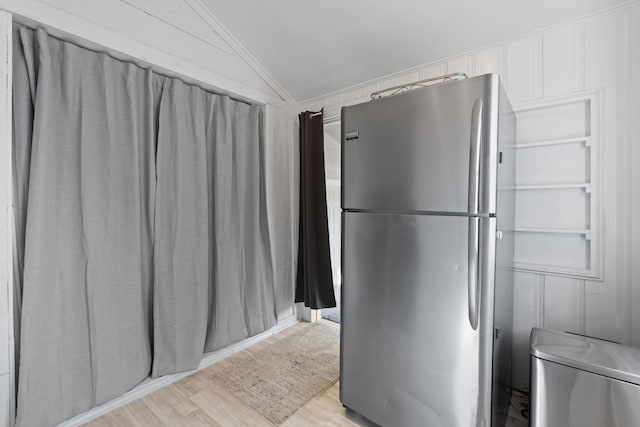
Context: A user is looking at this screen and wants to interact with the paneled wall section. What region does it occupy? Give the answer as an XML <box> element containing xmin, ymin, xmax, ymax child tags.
<box><xmin>299</xmin><ymin>4</ymin><xmax>639</xmax><ymax>389</ymax></box>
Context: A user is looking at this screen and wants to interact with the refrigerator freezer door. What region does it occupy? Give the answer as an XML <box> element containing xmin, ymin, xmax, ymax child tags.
<box><xmin>340</xmin><ymin>212</ymin><xmax>494</xmax><ymax>426</ymax></box>
<box><xmin>342</xmin><ymin>74</ymin><xmax>499</xmax><ymax>215</ymax></box>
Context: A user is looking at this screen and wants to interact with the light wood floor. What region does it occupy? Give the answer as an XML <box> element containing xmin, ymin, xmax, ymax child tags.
<box><xmin>86</xmin><ymin>321</ymin><xmax>529</xmax><ymax>427</ymax></box>
<box><xmin>88</xmin><ymin>379</ymin><xmax>373</xmax><ymax>427</ymax></box>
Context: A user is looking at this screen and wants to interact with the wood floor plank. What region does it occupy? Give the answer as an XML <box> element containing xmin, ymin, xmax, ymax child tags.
<box><xmin>85</xmin><ymin>412</ymin><xmax>128</xmax><ymax>427</ymax></box>
<box><xmin>183</xmin><ymin>409</ymin><xmax>223</xmax><ymax>427</ymax></box>
<box><xmin>173</xmin><ymin>370</ymin><xmax>214</xmax><ymax>398</ymax></box>
<box><xmin>272</xmin><ymin>323</ymin><xmax>307</xmax><ymax>341</ymax></box>
<box><xmin>139</xmin><ymin>384</ymin><xmax>203</xmax><ymax>425</ymax></box>
<box><xmin>253</xmin><ymin>336</ymin><xmax>279</xmax><ymax>347</ymax></box>
<box><xmin>282</xmin><ymin>383</ymin><xmax>374</xmax><ymax>427</ymax></box>
<box><xmin>121</xmin><ymin>399</ymin><xmax>165</xmax><ymax>427</ymax></box>
<box><xmin>86</xmin><ymin>407</ymin><xmax>140</xmax><ymax>427</ymax></box>
<box><xmin>190</xmin><ymin>382</ymin><xmax>274</xmax><ymax>427</ymax></box>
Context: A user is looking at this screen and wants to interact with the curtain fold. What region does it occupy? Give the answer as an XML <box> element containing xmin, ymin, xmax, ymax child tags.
<box><xmin>295</xmin><ymin>112</ymin><xmax>336</xmax><ymax>309</ymax></box>
<box><xmin>152</xmin><ymin>78</ymin><xmax>210</xmax><ymax>376</ymax></box>
<box><xmin>11</xmin><ymin>26</ymin><xmax>36</xmax><ymax>384</ymax></box>
<box><xmin>204</xmin><ymin>97</ymin><xmax>276</xmax><ymax>352</ymax></box>
<box><xmin>12</xmin><ymin>26</ymin><xmax>276</xmax><ymax>426</ymax></box>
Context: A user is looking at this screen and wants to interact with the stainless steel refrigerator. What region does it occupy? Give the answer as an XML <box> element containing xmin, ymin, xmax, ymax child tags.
<box><xmin>340</xmin><ymin>73</ymin><xmax>516</xmax><ymax>427</ymax></box>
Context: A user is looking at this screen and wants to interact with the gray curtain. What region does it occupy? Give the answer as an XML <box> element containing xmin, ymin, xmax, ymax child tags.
<box><xmin>152</xmin><ymin>80</ymin><xmax>276</xmax><ymax>376</ymax></box>
<box><xmin>12</xmin><ymin>26</ymin><xmax>276</xmax><ymax>426</ymax></box>
<box><xmin>203</xmin><ymin>96</ymin><xmax>275</xmax><ymax>352</ymax></box>
<box><xmin>153</xmin><ymin>78</ymin><xmax>211</xmax><ymax>376</ymax></box>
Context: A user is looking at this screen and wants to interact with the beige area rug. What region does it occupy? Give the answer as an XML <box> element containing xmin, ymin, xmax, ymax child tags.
<box><xmin>206</xmin><ymin>322</ymin><xmax>340</xmax><ymax>425</ymax></box>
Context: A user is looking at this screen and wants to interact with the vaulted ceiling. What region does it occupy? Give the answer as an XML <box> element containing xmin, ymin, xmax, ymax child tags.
<box><xmin>201</xmin><ymin>0</ymin><xmax>629</xmax><ymax>101</ymax></box>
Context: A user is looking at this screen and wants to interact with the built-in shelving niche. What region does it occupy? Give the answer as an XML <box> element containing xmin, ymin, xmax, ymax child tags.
<box><xmin>512</xmin><ymin>90</ymin><xmax>602</xmax><ymax>279</ymax></box>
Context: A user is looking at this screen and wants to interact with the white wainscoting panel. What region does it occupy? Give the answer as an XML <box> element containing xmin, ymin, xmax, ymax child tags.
<box><xmin>511</xmin><ymin>272</ymin><xmax>537</xmax><ymax>389</ymax></box>
<box><xmin>543</xmin><ymin>276</ymin><xmax>585</xmax><ymax>334</ymax></box>
<box><xmin>475</xmin><ymin>47</ymin><xmax>501</xmax><ymax>76</ymax></box>
<box><xmin>506</xmin><ymin>38</ymin><xmax>535</xmax><ymax>105</ymax></box>
<box><xmin>377</xmin><ymin>76</ymin><xmax>399</xmax><ymax>93</ymax></box>
<box><xmin>398</xmin><ymin>71</ymin><xmax>420</xmax><ymax>86</ymax></box>
<box><xmin>585</xmin><ymin>280</ymin><xmax>618</xmax><ymax>340</ymax></box>
<box><xmin>542</xmin><ymin>24</ymin><xmax>580</xmax><ymax>97</ymax></box>
<box><xmin>585</xmin><ymin>13</ymin><xmax>618</xmax><ymax>90</ymax></box>
<box><xmin>446</xmin><ymin>56</ymin><xmax>471</xmax><ymax>76</ymax></box>
<box><xmin>419</xmin><ymin>63</ymin><xmax>446</xmax><ymax>80</ymax></box>
<box><xmin>629</xmin><ymin>4</ymin><xmax>640</xmax><ymax>348</ymax></box>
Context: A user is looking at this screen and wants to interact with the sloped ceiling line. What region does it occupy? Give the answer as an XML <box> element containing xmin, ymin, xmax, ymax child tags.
<box><xmin>120</xmin><ymin>0</ymin><xmax>234</xmax><ymax>55</ymax></box>
<box><xmin>185</xmin><ymin>0</ymin><xmax>295</xmax><ymax>103</ymax></box>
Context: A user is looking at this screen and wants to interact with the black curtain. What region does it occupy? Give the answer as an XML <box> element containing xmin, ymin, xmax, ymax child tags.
<box><xmin>295</xmin><ymin>111</ymin><xmax>336</xmax><ymax>309</ymax></box>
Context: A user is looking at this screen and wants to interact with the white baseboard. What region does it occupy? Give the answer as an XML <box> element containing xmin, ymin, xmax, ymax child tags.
<box><xmin>296</xmin><ymin>302</ymin><xmax>315</xmax><ymax>322</ymax></box>
<box><xmin>58</xmin><ymin>315</ymin><xmax>300</xmax><ymax>427</ymax></box>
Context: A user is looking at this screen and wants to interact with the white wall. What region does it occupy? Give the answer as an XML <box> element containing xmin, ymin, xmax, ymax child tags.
<box><xmin>0</xmin><ymin>0</ymin><xmax>298</xmax><ymax>424</ymax></box>
<box><xmin>630</xmin><ymin>4</ymin><xmax>640</xmax><ymax>364</ymax></box>
<box><xmin>300</xmin><ymin>2</ymin><xmax>640</xmax><ymax>390</ymax></box>
<box><xmin>0</xmin><ymin>11</ymin><xmax>11</xmax><ymax>427</ymax></box>
<box><xmin>325</xmin><ymin>182</ymin><xmax>341</xmax><ymax>287</ymax></box>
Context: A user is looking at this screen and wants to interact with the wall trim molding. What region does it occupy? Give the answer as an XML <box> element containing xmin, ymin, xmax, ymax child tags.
<box><xmin>59</xmin><ymin>316</ymin><xmax>300</xmax><ymax>427</ymax></box>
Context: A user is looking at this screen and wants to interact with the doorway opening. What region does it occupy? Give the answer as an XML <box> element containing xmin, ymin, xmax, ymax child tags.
<box><xmin>322</xmin><ymin>120</ymin><xmax>341</xmax><ymax>323</ymax></box>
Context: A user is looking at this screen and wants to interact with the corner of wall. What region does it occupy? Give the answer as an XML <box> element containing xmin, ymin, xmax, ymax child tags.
<box><xmin>183</xmin><ymin>0</ymin><xmax>295</xmax><ymax>105</ymax></box>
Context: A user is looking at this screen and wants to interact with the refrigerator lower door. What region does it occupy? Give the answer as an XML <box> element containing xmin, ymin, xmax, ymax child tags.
<box><xmin>341</xmin><ymin>212</ymin><xmax>493</xmax><ymax>427</ymax></box>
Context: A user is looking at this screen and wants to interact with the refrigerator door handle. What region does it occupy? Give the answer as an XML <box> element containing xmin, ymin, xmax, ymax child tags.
<box><xmin>467</xmin><ymin>98</ymin><xmax>483</xmax><ymax>215</ymax></box>
<box><xmin>468</xmin><ymin>216</ymin><xmax>480</xmax><ymax>330</ymax></box>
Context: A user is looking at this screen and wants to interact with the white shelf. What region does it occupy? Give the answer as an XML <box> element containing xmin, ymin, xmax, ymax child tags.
<box><xmin>513</xmin><ymin>260</ymin><xmax>594</xmax><ymax>279</ymax></box>
<box><xmin>511</xmin><ymin>136</ymin><xmax>591</xmax><ymax>149</ymax></box>
<box><xmin>513</xmin><ymin>183</ymin><xmax>591</xmax><ymax>193</ymax></box>
<box><xmin>514</xmin><ymin>227</ymin><xmax>591</xmax><ymax>240</ymax></box>
<box><xmin>512</xmin><ymin>90</ymin><xmax>602</xmax><ymax>280</ymax></box>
